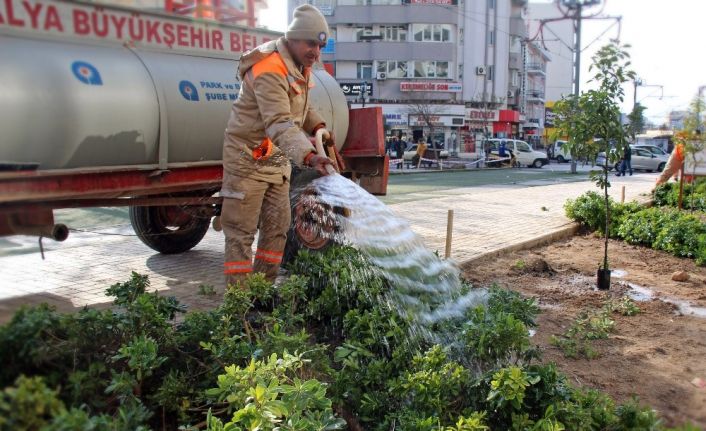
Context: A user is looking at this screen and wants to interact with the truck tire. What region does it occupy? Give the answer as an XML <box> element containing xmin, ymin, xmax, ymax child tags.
<box><xmin>557</xmin><ymin>155</ymin><xmax>565</xmax><ymax>163</ymax></box>
<box><xmin>129</xmin><ymin>204</ymin><xmax>211</xmax><ymax>254</ymax></box>
<box><xmin>532</xmin><ymin>159</ymin><xmax>544</xmax><ymax>168</ymax></box>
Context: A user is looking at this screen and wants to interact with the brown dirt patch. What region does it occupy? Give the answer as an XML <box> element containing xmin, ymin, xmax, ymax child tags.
<box><xmin>463</xmin><ymin>234</ymin><xmax>706</xmax><ymax>428</ymax></box>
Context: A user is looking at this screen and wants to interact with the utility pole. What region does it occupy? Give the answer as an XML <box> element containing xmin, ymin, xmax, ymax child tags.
<box><xmin>562</xmin><ymin>1</ymin><xmax>599</xmax><ymax>173</ymax></box>
<box><xmin>571</xmin><ymin>4</ymin><xmax>581</xmax><ymax>174</ymax></box>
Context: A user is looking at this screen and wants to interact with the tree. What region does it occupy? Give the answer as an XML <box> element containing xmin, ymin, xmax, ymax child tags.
<box><xmin>406</xmin><ymin>101</ymin><xmax>446</xmax><ymax>168</ymax></box>
<box><xmin>626</xmin><ymin>103</ymin><xmax>646</xmax><ymax>141</ymax></box>
<box><xmin>553</xmin><ymin>42</ymin><xmax>636</xmax><ymax>288</ymax></box>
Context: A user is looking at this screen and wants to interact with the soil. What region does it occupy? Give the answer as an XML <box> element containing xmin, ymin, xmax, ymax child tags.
<box><xmin>463</xmin><ymin>234</ymin><xmax>706</xmax><ymax>428</ymax></box>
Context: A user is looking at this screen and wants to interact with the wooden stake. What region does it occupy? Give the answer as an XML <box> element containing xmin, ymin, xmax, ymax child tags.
<box><xmin>620</xmin><ymin>185</ymin><xmax>625</xmax><ymax>203</ymax></box>
<box><xmin>445</xmin><ymin>209</ymin><xmax>454</xmax><ymax>259</ymax></box>
<box><xmin>678</xmin><ymin>160</ymin><xmax>686</xmax><ymax>210</ymax></box>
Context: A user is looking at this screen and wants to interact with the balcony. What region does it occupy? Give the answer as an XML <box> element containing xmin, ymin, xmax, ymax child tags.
<box><xmin>526</xmin><ymin>62</ymin><xmax>546</xmax><ymax>75</ymax></box>
<box><xmin>527</xmin><ymin>89</ymin><xmax>544</xmax><ymax>103</ymax></box>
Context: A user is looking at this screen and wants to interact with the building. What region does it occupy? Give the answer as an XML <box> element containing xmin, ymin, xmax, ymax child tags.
<box><xmin>669</xmin><ymin>110</ymin><xmax>688</xmax><ymax>130</ymax></box>
<box><xmin>289</xmin><ymin>0</ymin><xmax>545</xmax><ymax>156</ymax></box>
<box><xmin>523</xmin><ymin>42</ymin><xmax>550</xmax><ymax>146</ymax></box>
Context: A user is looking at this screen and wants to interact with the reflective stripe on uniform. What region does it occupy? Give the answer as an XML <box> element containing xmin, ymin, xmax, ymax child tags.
<box><xmin>254</xmin><ymin>248</ymin><xmax>283</xmax><ymax>264</ymax></box>
<box><xmin>224</xmin><ymin>260</ymin><xmax>253</xmax><ymax>274</ymax></box>
<box><xmin>251</xmin><ymin>52</ymin><xmax>287</xmax><ymax>79</ymax></box>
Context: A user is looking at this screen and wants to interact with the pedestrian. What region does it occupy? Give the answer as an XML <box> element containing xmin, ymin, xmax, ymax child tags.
<box><xmin>483</xmin><ymin>140</ymin><xmax>492</xmax><ymax>167</ymax></box>
<box><xmin>617</xmin><ymin>145</ymin><xmax>633</xmax><ymax>176</ymax></box>
<box><xmin>395</xmin><ymin>136</ymin><xmax>405</xmax><ymax>169</ymax></box>
<box><xmin>412</xmin><ymin>139</ymin><xmax>427</xmax><ymax>168</ymax></box>
<box><xmin>220</xmin><ymin>4</ymin><xmax>334</xmax><ymax>287</ymax></box>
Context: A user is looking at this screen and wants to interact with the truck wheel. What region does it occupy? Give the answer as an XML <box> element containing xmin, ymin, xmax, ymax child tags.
<box><xmin>557</xmin><ymin>155</ymin><xmax>565</xmax><ymax>163</ymax></box>
<box><xmin>129</xmin><ymin>205</ymin><xmax>211</xmax><ymax>254</ymax></box>
<box><xmin>533</xmin><ymin>159</ymin><xmax>544</xmax><ymax>168</ymax></box>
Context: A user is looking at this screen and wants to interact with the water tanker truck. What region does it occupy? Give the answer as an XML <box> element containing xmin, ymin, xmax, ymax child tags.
<box><xmin>0</xmin><ymin>0</ymin><xmax>388</xmax><ymax>257</ymax></box>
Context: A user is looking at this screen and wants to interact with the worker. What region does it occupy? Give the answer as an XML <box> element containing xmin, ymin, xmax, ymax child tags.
<box><xmin>656</xmin><ymin>132</ymin><xmax>697</xmax><ymax>186</ymax></box>
<box><xmin>220</xmin><ymin>4</ymin><xmax>334</xmax><ymax>287</ymax></box>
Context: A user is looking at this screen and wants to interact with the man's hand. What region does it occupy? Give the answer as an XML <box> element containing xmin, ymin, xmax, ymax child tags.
<box><xmin>320</xmin><ymin>129</ymin><xmax>336</xmax><ymax>147</ymax></box>
<box><xmin>307</xmin><ymin>154</ymin><xmax>335</xmax><ymax>176</ymax></box>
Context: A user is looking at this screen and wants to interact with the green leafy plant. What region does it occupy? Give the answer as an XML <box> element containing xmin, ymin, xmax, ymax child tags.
<box><xmin>554</xmin><ymin>42</ymin><xmax>636</xmax><ymax>276</ymax></box>
<box><xmin>205</xmin><ymin>352</ymin><xmax>345</xmax><ymax>431</ymax></box>
<box><xmin>604</xmin><ymin>297</ymin><xmax>641</xmax><ymax>316</ymax></box>
<box><xmin>487</xmin><ymin>366</ymin><xmax>540</xmax><ymax>411</ymax></box>
<box><xmin>551</xmin><ymin>309</ymin><xmax>615</xmax><ymax>359</ymax></box>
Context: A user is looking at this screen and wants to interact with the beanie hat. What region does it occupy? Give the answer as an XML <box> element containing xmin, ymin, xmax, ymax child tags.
<box><xmin>285</xmin><ymin>4</ymin><xmax>329</xmax><ymax>44</ymax></box>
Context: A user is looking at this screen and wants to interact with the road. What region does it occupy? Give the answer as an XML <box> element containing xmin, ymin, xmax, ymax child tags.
<box><xmin>383</xmin><ymin>162</ymin><xmax>594</xmax><ymax>204</ymax></box>
<box><xmin>0</xmin><ymin>163</ymin><xmax>608</xmax><ymax>258</ymax></box>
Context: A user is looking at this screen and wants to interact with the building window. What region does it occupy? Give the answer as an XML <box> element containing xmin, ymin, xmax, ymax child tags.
<box><xmin>488</xmin><ymin>30</ymin><xmax>495</xmax><ymax>46</ymax></box>
<box><xmin>413</xmin><ymin>61</ymin><xmax>450</xmax><ymax>78</ymax></box>
<box><xmin>511</xmin><ymin>70</ymin><xmax>519</xmax><ymax>87</ymax></box>
<box><xmin>488</xmin><ymin>0</ymin><xmax>495</xmax><ymax>8</ymax></box>
<box><xmin>381</xmin><ymin>25</ymin><xmax>408</xmax><ymax>41</ymax></box>
<box><xmin>356</xmin><ymin>26</ymin><xmax>373</xmax><ymax>41</ymax></box>
<box><xmin>377</xmin><ymin>60</ymin><xmax>408</xmax><ymax>78</ymax></box>
<box><xmin>357</xmin><ymin>61</ymin><xmax>373</xmax><ymax>79</ymax></box>
<box><xmin>412</xmin><ymin>24</ymin><xmax>453</xmax><ymax>42</ymax></box>
<box><xmin>487</xmin><ymin>65</ymin><xmax>494</xmax><ymax>81</ymax></box>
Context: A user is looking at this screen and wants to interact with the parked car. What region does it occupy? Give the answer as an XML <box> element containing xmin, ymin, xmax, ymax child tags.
<box><xmin>485</xmin><ymin>139</ymin><xmax>549</xmax><ymax>168</ymax></box>
<box><xmin>633</xmin><ymin>144</ymin><xmax>669</xmax><ymax>157</ymax></box>
<box><xmin>403</xmin><ymin>144</ymin><xmax>449</xmax><ymax>161</ymax></box>
<box><xmin>595</xmin><ymin>146</ymin><xmax>668</xmax><ymax>172</ymax></box>
<box><xmin>552</xmin><ymin>140</ymin><xmax>572</xmax><ymax>163</ymax></box>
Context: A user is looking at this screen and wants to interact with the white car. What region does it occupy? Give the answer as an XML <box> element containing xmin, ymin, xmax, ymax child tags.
<box><xmin>596</xmin><ymin>146</ymin><xmax>668</xmax><ymax>172</ymax></box>
<box><xmin>485</xmin><ymin>139</ymin><xmax>549</xmax><ymax>168</ymax></box>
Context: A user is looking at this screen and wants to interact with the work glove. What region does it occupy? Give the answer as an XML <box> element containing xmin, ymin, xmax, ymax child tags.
<box><xmin>306</xmin><ymin>154</ymin><xmax>335</xmax><ymax>176</ymax></box>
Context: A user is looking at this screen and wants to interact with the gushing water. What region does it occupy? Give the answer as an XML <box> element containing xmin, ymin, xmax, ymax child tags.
<box><xmin>292</xmin><ymin>174</ymin><xmax>486</xmax><ymax>332</ymax></box>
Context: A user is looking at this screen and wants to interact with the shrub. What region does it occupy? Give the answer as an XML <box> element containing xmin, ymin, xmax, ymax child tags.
<box><xmin>564</xmin><ymin>191</ymin><xmax>642</xmax><ymax>237</ymax></box>
<box><xmin>567</xmin><ymin>191</ymin><xmax>706</xmax><ymax>265</ymax></box>
<box><xmin>0</xmin><ymin>248</ymin><xmax>682</xmax><ymax>430</ymax></box>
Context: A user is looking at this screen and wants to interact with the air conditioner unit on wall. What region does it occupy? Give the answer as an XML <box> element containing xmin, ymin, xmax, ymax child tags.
<box><xmin>507</xmin><ymin>90</ymin><xmax>514</xmax><ymax>98</ymax></box>
<box><xmin>476</xmin><ymin>66</ymin><xmax>486</xmax><ymax>76</ymax></box>
<box><xmin>376</xmin><ymin>72</ymin><xmax>387</xmax><ymax>80</ymax></box>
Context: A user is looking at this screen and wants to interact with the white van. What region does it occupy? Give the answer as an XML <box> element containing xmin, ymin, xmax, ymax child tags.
<box><xmin>485</xmin><ymin>139</ymin><xmax>549</xmax><ymax>168</ymax></box>
<box><xmin>553</xmin><ymin>140</ymin><xmax>572</xmax><ymax>163</ymax></box>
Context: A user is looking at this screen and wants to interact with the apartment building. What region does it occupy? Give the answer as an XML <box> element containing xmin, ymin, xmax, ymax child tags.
<box><xmin>288</xmin><ymin>0</ymin><xmax>545</xmax><ymax>154</ymax></box>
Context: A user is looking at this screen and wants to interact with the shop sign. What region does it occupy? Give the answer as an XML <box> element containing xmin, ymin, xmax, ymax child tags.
<box><xmin>340</xmin><ymin>82</ymin><xmax>372</xmax><ymax>96</ymax></box>
<box><xmin>409</xmin><ymin>114</ymin><xmax>464</xmax><ymax>127</ymax></box>
<box><xmin>399</xmin><ymin>81</ymin><xmax>462</xmax><ymax>92</ymax></box>
<box><xmin>465</xmin><ymin>109</ymin><xmax>500</xmax><ymax>123</ymax></box>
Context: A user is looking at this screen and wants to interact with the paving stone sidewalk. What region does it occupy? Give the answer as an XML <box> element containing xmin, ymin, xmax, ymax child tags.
<box><xmin>0</xmin><ymin>174</ymin><xmax>655</xmax><ymax>322</ymax></box>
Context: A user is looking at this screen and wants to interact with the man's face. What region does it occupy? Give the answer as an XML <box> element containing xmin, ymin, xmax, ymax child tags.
<box><xmin>287</xmin><ymin>39</ymin><xmax>325</xmax><ymax>68</ymax></box>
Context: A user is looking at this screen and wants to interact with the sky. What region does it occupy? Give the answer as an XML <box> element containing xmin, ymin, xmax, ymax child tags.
<box><xmin>259</xmin><ymin>0</ymin><xmax>705</xmax><ymax>125</ymax></box>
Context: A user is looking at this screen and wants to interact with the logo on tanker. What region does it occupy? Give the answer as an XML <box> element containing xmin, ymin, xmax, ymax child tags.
<box><xmin>71</xmin><ymin>61</ymin><xmax>103</xmax><ymax>86</ymax></box>
<box><xmin>179</xmin><ymin>80</ymin><xmax>200</xmax><ymax>102</ymax></box>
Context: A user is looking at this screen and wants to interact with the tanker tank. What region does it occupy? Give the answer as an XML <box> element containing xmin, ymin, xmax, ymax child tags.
<box><xmin>0</xmin><ymin>34</ymin><xmax>349</xmax><ymax>170</ymax></box>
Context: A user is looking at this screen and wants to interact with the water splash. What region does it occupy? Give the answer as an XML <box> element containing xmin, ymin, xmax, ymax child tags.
<box><xmin>292</xmin><ymin>174</ymin><xmax>486</xmax><ymax>330</ymax></box>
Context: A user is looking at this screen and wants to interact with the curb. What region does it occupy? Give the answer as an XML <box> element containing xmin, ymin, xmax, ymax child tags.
<box><xmin>459</xmin><ymin>223</ymin><xmax>580</xmax><ymax>269</ymax></box>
